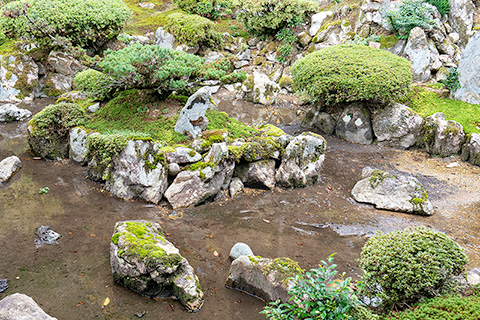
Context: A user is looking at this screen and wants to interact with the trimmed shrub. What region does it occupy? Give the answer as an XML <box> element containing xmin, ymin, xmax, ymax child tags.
<box><xmin>292</xmin><ymin>44</ymin><xmax>412</xmax><ymax>106</ymax></box>
<box><xmin>164</xmin><ymin>12</ymin><xmax>223</xmax><ymax>48</ymax></box>
<box><xmin>173</xmin><ymin>0</ymin><xmax>239</xmax><ymax>19</ymax></box>
<box><xmin>384</xmin><ymin>0</ymin><xmax>437</xmax><ymax>39</ymax></box>
<box><xmin>441</xmin><ymin>67</ymin><xmax>461</xmax><ymax>92</ymax></box>
<box><xmin>0</xmin><ymin>0</ymin><xmax>132</xmax><ymax>48</ymax></box>
<box><xmin>238</xmin><ymin>0</ymin><xmax>318</xmax><ymax>35</ymax></box>
<box><xmin>74</xmin><ymin>69</ymin><xmax>113</xmax><ymax>100</ymax></box>
<box><xmin>359</xmin><ymin>226</ymin><xmax>468</xmax><ymax>309</ymax></box>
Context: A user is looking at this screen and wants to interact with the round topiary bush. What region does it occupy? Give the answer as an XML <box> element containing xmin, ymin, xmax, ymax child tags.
<box><xmin>74</xmin><ymin>69</ymin><xmax>113</xmax><ymax>100</ymax></box>
<box><xmin>291</xmin><ymin>44</ymin><xmax>412</xmax><ymax>106</ymax></box>
<box><xmin>359</xmin><ymin>226</ymin><xmax>468</xmax><ymax>309</ymax></box>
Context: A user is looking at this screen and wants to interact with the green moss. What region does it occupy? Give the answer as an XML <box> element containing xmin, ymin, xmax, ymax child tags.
<box><xmin>4</xmin><ymin>71</ymin><xmax>12</xmax><ymax>80</ymax></box>
<box><xmin>0</xmin><ymin>39</ymin><xmax>17</xmax><ymax>55</ymax></box>
<box><xmin>262</xmin><ymin>257</ymin><xmax>303</xmax><ymax>288</ymax></box>
<box><xmin>278</xmin><ymin>75</ymin><xmax>293</xmax><ymax>88</ymax></box>
<box><xmin>369</xmin><ymin>170</ymin><xmax>397</xmax><ymax>188</ymax></box>
<box><xmin>379</xmin><ymin>35</ymin><xmax>400</xmax><ymax>49</ymax></box>
<box><xmin>188</xmin><ymin>161</ymin><xmax>217</xmax><ymax>172</ymax></box>
<box><xmin>260</xmin><ymin>124</ymin><xmax>285</xmax><ymax>137</ymax></box>
<box><xmin>112</xmin><ymin>233</ymin><xmax>121</xmax><ymax>245</ymax></box>
<box><xmin>205</xmin><ymin>109</ymin><xmax>257</xmax><ymax>139</ymax></box>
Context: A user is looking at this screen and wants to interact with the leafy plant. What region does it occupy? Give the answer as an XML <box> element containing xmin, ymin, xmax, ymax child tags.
<box><xmin>276</xmin><ymin>44</ymin><xmax>293</xmax><ymax>63</ymax></box>
<box><xmin>383</xmin><ymin>0</ymin><xmax>437</xmax><ymax>39</ymax></box>
<box><xmin>441</xmin><ymin>67</ymin><xmax>461</xmax><ymax>92</ymax></box>
<box><xmin>173</xmin><ymin>0</ymin><xmax>239</xmax><ymax>20</ymax></box>
<box><xmin>291</xmin><ymin>44</ymin><xmax>412</xmax><ymax>106</ymax></box>
<box><xmin>425</xmin><ymin>0</ymin><xmax>450</xmax><ymax>17</ymax></box>
<box><xmin>276</xmin><ymin>28</ymin><xmax>297</xmax><ymax>44</ymax></box>
<box><xmin>39</xmin><ymin>187</ymin><xmax>50</xmax><ymax>194</ymax></box>
<box><xmin>359</xmin><ymin>226</ymin><xmax>468</xmax><ymax>310</ymax></box>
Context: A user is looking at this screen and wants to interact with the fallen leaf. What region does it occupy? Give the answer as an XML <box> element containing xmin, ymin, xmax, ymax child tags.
<box><xmin>297</xmin><ymin>242</ymin><xmax>303</xmax><ymax>246</ymax></box>
<box><xmin>165</xmin><ymin>233</ymin><xmax>171</xmax><ymax>236</ymax></box>
<box><xmin>103</xmin><ymin>297</ymin><xmax>110</xmax><ymax>307</ymax></box>
<box><xmin>90</xmin><ymin>234</ymin><xmax>96</xmax><ymax>237</ymax></box>
<box><xmin>213</xmin><ymin>251</ymin><xmax>219</xmax><ymax>257</ymax></box>
<box><xmin>262</xmin><ymin>219</ymin><xmax>270</xmax><ymax>223</ymax></box>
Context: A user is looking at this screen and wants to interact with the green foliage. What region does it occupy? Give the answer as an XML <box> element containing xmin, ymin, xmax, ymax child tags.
<box><xmin>262</xmin><ymin>254</ymin><xmax>375</xmax><ymax>320</ymax></box>
<box><xmin>292</xmin><ymin>44</ymin><xmax>412</xmax><ymax>105</ymax></box>
<box><xmin>359</xmin><ymin>226</ymin><xmax>468</xmax><ymax>309</ymax></box>
<box><xmin>205</xmin><ymin>109</ymin><xmax>257</xmax><ymax>139</ymax></box>
<box><xmin>38</xmin><ymin>186</ymin><xmax>49</xmax><ymax>194</ymax></box>
<box><xmin>173</xmin><ymin>0</ymin><xmax>239</xmax><ymax>19</ymax></box>
<box><xmin>381</xmin><ymin>294</ymin><xmax>480</xmax><ymax>320</ymax></box>
<box><xmin>426</xmin><ymin>0</ymin><xmax>450</xmax><ymax>17</ymax></box>
<box><xmin>441</xmin><ymin>67</ymin><xmax>461</xmax><ymax>92</ymax></box>
<box><xmin>384</xmin><ymin>0</ymin><xmax>437</xmax><ymax>39</ymax></box>
<box><xmin>0</xmin><ymin>0</ymin><xmax>132</xmax><ymax>48</ymax></box>
<box><xmin>164</xmin><ymin>12</ymin><xmax>223</xmax><ymax>47</ymax></box>
<box><xmin>276</xmin><ymin>44</ymin><xmax>293</xmax><ymax>63</ymax></box>
<box><xmin>74</xmin><ymin>69</ymin><xmax>113</xmax><ymax>100</ymax></box>
<box><xmin>276</xmin><ymin>28</ymin><xmax>297</xmax><ymax>44</ymax></box>
<box><xmin>238</xmin><ymin>0</ymin><xmax>318</xmax><ymax>35</ymax></box>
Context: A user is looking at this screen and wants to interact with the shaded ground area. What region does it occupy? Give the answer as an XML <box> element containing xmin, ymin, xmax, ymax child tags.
<box><xmin>1</xmin><ymin>98</ymin><xmax>480</xmax><ymax>319</ymax></box>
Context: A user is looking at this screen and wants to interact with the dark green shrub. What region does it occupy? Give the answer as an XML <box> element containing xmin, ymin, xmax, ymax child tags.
<box><xmin>426</xmin><ymin>0</ymin><xmax>450</xmax><ymax>17</ymax></box>
<box><xmin>441</xmin><ymin>67</ymin><xmax>461</xmax><ymax>92</ymax></box>
<box><xmin>238</xmin><ymin>0</ymin><xmax>318</xmax><ymax>35</ymax></box>
<box><xmin>74</xmin><ymin>69</ymin><xmax>113</xmax><ymax>100</ymax></box>
<box><xmin>360</xmin><ymin>226</ymin><xmax>468</xmax><ymax>309</ymax></box>
<box><xmin>164</xmin><ymin>12</ymin><xmax>223</xmax><ymax>48</ymax></box>
<box><xmin>0</xmin><ymin>0</ymin><xmax>132</xmax><ymax>48</ymax></box>
<box><xmin>173</xmin><ymin>0</ymin><xmax>238</xmax><ymax>19</ymax></box>
<box><xmin>291</xmin><ymin>44</ymin><xmax>412</xmax><ymax>105</ymax></box>
<box><xmin>384</xmin><ymin>0</ymin><xmax>437</xmax><ymax>39</ymax></box>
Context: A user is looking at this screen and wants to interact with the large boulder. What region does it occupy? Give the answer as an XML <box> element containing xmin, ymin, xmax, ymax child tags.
<box><xmin>0</xmin><ymin>103</ymin><xmax>32</xmax><ymax>123</ymax></box>
<box><xmin>69</xmin><ymin>127</ymin><xmax>89</xmax><ymax>165</ymax></box>
<box><xmin>225</xmin><ymin>256</ymin><xmax>300</xmax><ymax>303</ymax></box>
<box><xmin>0</xmin><ymin>54</ymin><xmax>39</xmax><ymax>102</ymax></box>
<box><xmin>403</xmin><ymin>27</ymin><xmax>439</xmax><ymax>82</ymax></box>
<box><xmin>372</xmin><ymin>103</ymin><xmax>425</xmax><ymax>149</ymax></box>
<box><xmin>309</xmin><ymin>11</ymin><xmax>334</xmax><ymax>37</ymax></box>
<box><xmin>448</xmin><ymin>0</ymin><xmax>475</xmax><ymax>47</ymax></box>
<box><xmin>154</xmin><ymin>27</ymin><xmax>175</xmax><ymax>48</ymax></box>
<box><xmin>41</xmin><ymin>73</ymin><xmax>73</xmax><ymax>97</ymax></box>
<box><xmin>110</xmin><ymin>221</ymin><xmax>204</xmax><ymax>311</ymax></box>
<box><xmin>335</xmin><ymin>102</ymin><xmax>373</xmax><ymax>145</ymax></box>
<box><xmin>234</xmin><ymin>159</ymin><xmax>276</xmax><ymax>190</ymax></box>
<box><xmin>174</xmin><ymin>87</ymin><xmax>215</xmax><ymax>139</ymax></box>
<box><xmin>275</xmin><ymin>132</ymin><xmax>326</xmax><ymax>188</ymax></box>
<box><xmin>424</xmin><ymin>112</ymin><xmax>465</xmax><ymax>157</ymax></box>
<box><xmin>106</xmin><ymin>140</ymin><xmax>168</xmax><ymax>204</ymax></box>
<box><xmin>0</xmin><ymin>155</ymin><xmax>22</xmax><ymax>184</ymax></box>
<box><xmin>237</xmin><ymin>70</ymin><xmax>280</xmax><ymax>106</ymax></box>
<box><xmin>0</xmin><ymin>293</ymin><xmax>57</xmax><ymax>320</ymax></box>
<box><xmin>46</xmin><ymin>51</ymin><xmax>84</xmax><ymax>76</ymax></box>
<box><xmin>461</xmin><ymin>133</ymin><xmax>480</xmax><ymax>166</ymax></box>
<box><xmin>351</xmin><ymin>168</ymin><xmax>434</xmax><ymax>215</ymax></box>
<box><xmin>453</xmin><ymin>32</ymin><xmax>480</xmax><ymax>104</ymax></box>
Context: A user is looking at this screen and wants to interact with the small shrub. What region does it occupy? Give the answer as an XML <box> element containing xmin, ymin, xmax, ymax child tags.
<box><xmin>426</xmin><ymin>0</ymin><xmax>450</xmax><ymax>17</ymax></box>
<box><xmin>173</xmin><ymin>0</ymin><xmax>239</xmax><ymax>19</ymax></box>
<box><xmin>276</xmin><ymin>44</ymin><xmax>293</xmax><ymax>63</ymax></box>
<box><xmin>291</xmin><ymin>44</ymin><xmax>412</xmax><ymax>105</ymax></box>
<box><xmin>359</xmin><ymin>226</ymin><xmax>468</xmax><ymax>309</ymax></box>
<box><xmin>164</xmin><ymin>12</ymin><xmax>223</xmax><ymax>48</ymax></box>
<box><xmin>238</xmin><ymin>0</ymin><xmax>318</xmax><ymax>35</ymax></box>
<box><xmin>383</xmin><ymin>0</ymin><xmax>437</xmax><ymax>39</ymax></box>
<box><xmin>74</xmin><ymin>69</ymin><xmax>113</xmax><ymax>100</ymax></box>
<box><xmin>441</xmin><ymin>67</ymin><xmax>461</xmax><ymax>92</ymax></box>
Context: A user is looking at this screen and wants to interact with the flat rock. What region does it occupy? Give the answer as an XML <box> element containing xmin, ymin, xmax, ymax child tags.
<box><xmin>0</xmin><ymin>293</ymin><xmax>57</xmax><ymax>320</ymax></box>
<box><xmin>0</xmin><ymin>104</ymin><xmax>32</xmax><ymax>122</ymax></box>
<box><xmin>0</xmin><ymin>155</ymin><xmax>22</xmax><ymax>184</ymax></box>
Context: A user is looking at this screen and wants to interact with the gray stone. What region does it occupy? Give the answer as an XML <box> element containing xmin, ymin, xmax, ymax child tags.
<box><xmin>0</xmin><ymin>104</ymin><xmax>31</xmax><ymax>122</ymax></box>
<box><xmin>461</xmin><ymin>133</ymin><xmax>480</xmax><ymax>166</ymax></box>
<box><xmin>335</xmin><ymin>102</ymin><xmax>373</xmax><ymax>144</ymax></box>
<box><xmin>466</xmin><ymin>268</ymin><xmax>480</xmax><ymax>286</ymax></box>
<box><xmin>237</xmin><ymin>70</ymin><xmax>280</xmax><ymax>106</ymax></box>
<box><xmin>234</xmin><ymin>60</ymin><xmax>249</xmax><ymax>69</ymax></box>
<box><xmin>175</xmin><ymin>87</ymin><xmax>215</xmax><ymax>138</ymax></box>
<box><xmin>235</xmin><ymin>160</ymin><xmax>276</xmax><ymax>190</ymax></box>
<box><xmin>372</xmin><ymin>103</ymin><xmax>425</xmax><ymax>149</ymax></box>
<box><xmin>204</xmin><ymin>51</ymin><xmax>224</xmax><ymax>64</ymax></box>
<box><xmin>312</xmin><ymin>112</ymin><xmax>336</xmax><ymax>135</ymax></box>
<box><xmin>154</xmin><ymin>27</ymin><xmax>175</xmax><ymax>48</ymax></box>
<box><xmin>86</xmin><ymin>102</ymin><xmax>100</xmax><ymax>113</ymax></box>
<box><xmin>34</xmin><ymin>225</ymin><xmax>61</xmax><ymax>248</ymax></box>
<box><xmin>203</xmin><ymin>142</ymin><xmax>228</xmax><ymax>163</ymax></box>
<box><xmin>310</xmin><ymin>11</ymin><xmax>334</xmax><ymax>37</ymax></box>
<box><xmin>47</xmin><ymin>51</ymin><xmax>84</xmax><ymax>76</ymax></box>
<box><xmin>297</xmin><ymin>32</ymin><xmax>312</xmax><ymax>46</ymax></box>
<box><xmin>165</xmin><ymin>147</ymin><xmax>202</xmax><ymax>164</ymax></box>
<box><xmin>69</xmin><ymin>127</ymin><xmax>88</xmax><ymax>164</ymax></box>
<box><xmin>448</xmin><ymin>0</ymin><xmax>475</xmax><ymax>47</ymax></box>
<box><xmin>0</xmin><ymin>279</ymin><xmax>7</xmax><ymax>293</ymax></box>
<box><xmin>403</xmin><ymin>27</ymin><xmax>439</xmax><ymax>82</ymax></box>
<box><xmin>0</xmin><ymin>293</ymin><xmax>57</xmax><ymax>320</ymax></box>
<box><xmin>275</xmin><ymin>132</ymin><xmax>326</xmax><ymax>188</ymax></box>
<box><xmin>453</xmin><ymin>32</ymin><xmax>480</xmax><ymax>104</ymax></box>
<box><xmin>230</xmin><ymin>243</ymin><xmax>254</xmax><ymax>260</ymax></box>
<box><xmin>236</xmin><ymin>49</ymin><xmax>251</xmax><ymax>61</ymax></box>
<box><xmin>168</xmin><ymin>163</ymin><xmax>181</xmax><ymax>176</ymax></box>
<box><xmin>0</xmin><ymin>155</ymin><xmax>22</xmax><ymax>184</ymax></box>
<box><xmin>58</xmin><ymin>91</ymin><xmax>87</xmax><ymax>103</ymax></box>
<box><xmin>106</xmin><ymin>140</ymin><xmax>168</xmax><ymax>204</ymax></box>
<box><xmin>41</xmin><ymin>73</ymin><xmax>73</xmax><ymax>97</ymax></box>
<box><xmin>131</xmin><ymin>35</ymin><xmax>150</xmax><ymax>45</ymax></box>
<box><xmin>0</xmin><ymin>54</ymin><xmax>38</xmax><ymax>102</ymax></box>
<box><xmin>424</xmin><ymin>112</ymin><xmax>465</xmax><ymax>157</ymax></box>
<box><xmin>110</xmin><ymin>221</ymin><xmax>204</xmax><ymax>312</ymax></box>
<box><xmin>229</xmin><ymin>177</ymin><xmax>244</xmax><ymax>198</ymax></box>
<box><xmin>351</xmin><ymin>168</ymin><xmax>434</xmax><ymax>215</ymax></box>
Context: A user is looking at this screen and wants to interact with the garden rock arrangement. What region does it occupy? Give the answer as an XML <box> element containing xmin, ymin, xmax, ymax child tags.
<box><xmin>0</xmin><ymin>155</ymin><xmax>22</xmax><ymax>184</ymax></box>
<box><xmin>351</xmin><ymin>167</ymin><xmax>434</xmax><ymax>215</ymax></box>
<box><xmin>0</xmin><ymin>293</ymin><xmax>57</xmax><ymax>320</ymax></box>
<box><xmin>0</xmin><ymin>103</ymin><xmax>32</xmax><ymax>123</ymax></box>
<box><xmin>110</xmin><ymin>220</ymin><xmax>204</xmax><ymax>312</ymax></box>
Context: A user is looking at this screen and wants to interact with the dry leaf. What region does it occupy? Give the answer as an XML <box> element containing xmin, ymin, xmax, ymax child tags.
<box><xmin>263</xmin><ymin>219</ymin><xmax>270</xmax><ymax>223</ymax></box>
<box><xmin>103</xmin><ymin>297</ymin><xmax>110</xmax><ymax>307</ymax></box>
<box><xmin>213</xmin><ymin>251</ymin><xmax>219</xmax><ymax>257</ymax></box>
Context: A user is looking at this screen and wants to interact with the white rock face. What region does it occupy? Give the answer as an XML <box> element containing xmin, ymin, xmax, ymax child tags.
<box><xmin>0</xmin><ymin>104</ymin><xmax>32</xmax><ymax>122</ymax></box>
<box><xmin>0</xmin><ymin>54</ymin><xmax>39</xmax><ymax>102</ymax></box>
<box><xmin>175</xmin><ymin>87</ymin><xmax>215</xmax><ymax>138</ymax></box>
<box><xmin>154</xmin><ymin>27</ymin><xmax>175</xmax><ymax>48</ymax></box>
<box><xmin>448</xmin><ymin>0</ymin><xmax>475</xmax><ymax>47</ymax></box>
<box><xmin>229</xmin><ymin>242</ymin><xmax>254</xmax><ymax>260</ymax></box>
<box><xmin>403</xmin><ymin>27</ymin><xmax>439</xmax><ymax>82</ymax></box>
<box><xmin>453</xmin><ymin>32</ymin><xmax>480</xmax><ymax>104</ymax></box>
<box><xmin>0</xmin><ymin>293</ymin><xmax>57</xmax><ymax>320</ymax></box>
<box><xmin>0</xmin><ymin>155</ymin><xmax>22</xmax><ymax>184</ymax></box>
<box><xmin>424</xmin><ymin>112</ymin><xmax>465</xmax><ymax>157</ymax></box>
<box><xmin>69</xmin><ymin>127</ymin><xmax>89</xmax><ymax>164</ymax></box>
<box><xmin>237</xmin><ymin>70</ymin><xmax>280</xmax><ymax>106</ymax></box>
<box><xmin>309</xmin><ymin>11</ymin><xmax>334</xmax><ymax>37</ymax></box>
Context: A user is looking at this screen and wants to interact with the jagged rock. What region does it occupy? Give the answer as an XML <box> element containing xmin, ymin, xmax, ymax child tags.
<box><xmin>448</xmin><ymin>0</ymin><xmax>475</xmax><ymax>47</ymax></box>
<box><xmin>164</xmin><ymin>147</ymin><xmax>202</xmax><ymax>164</ymax></box>
<box><xmin>0</xmin><ymin>103</ymin><xmax>32</xmax><ymax>122</ymax></box>
<box><xmin>461</xmin><ymin>133</ymin><xmax>480</xmax><ymax>166</ymax></box>
<box><xmin>175</xmin><ymin>87</ymin><xmax>215</xmax><ymax>138</ymax></box>
<box><xmin>110</xmin><ymin>221</ymin><xmax>204</xmax><ymax>311</ymax></box>
<box><xmin>351</xmin><ymin>167</ymin><xmax>434</xmax><ymax>215</ymax></box>
<box><xmin>335</xmin><ymin>102</ymin><xmax>373</xmax><ymax>144</ymax></box>
<box><xmin>106</xmin><ymin>140</ymin><xmax>168</xmax><ymax>204</ymax></box>
<box><xmin>0</xmin><ymin>293</ymin><xmax>57</xmax><ymax>320</ymax></box>
<box><xmin>86</xmin><ymin>102</ymin><xmax>100</xmax><ymax>113</ymax></box>
<box><xmin>46</xmin><ymin>51</ymin><xmax>84</xmax><ymax>76</ymax></box>
<box><xmin>229</xmin><ymin>177</ymin><xmax>244</xmax><ymax>198</ymax></box>
<box><xmin>0</xmin><ymin>155</ymin><xmax>22</xmax><ymax>184</ymax></box>
<box><xmin>154</xmin><ymin>27</ymin><xmax>175</xmax><ymax>48</ymax></box>
<box><xmin>0</xmin><ymin>54</ymin><xmax>39</xmax><ymax>102</ymax></box>
<box><xmin>466</xmin><ymin>268</ymin><xmax>480</xmax><ymax>286</ymax></box>
<box><xmin>41</xmin><ymin>73</ymin><xmax>73</xmax><ymax>97</ymax></box>
<box><xmin>311</xmin><ymin>112</ymin><xmax>336</xmax><ymax>135</ymax></box>
<box><xmin>372</xmin><ymin>103</ymin><xmax>425</xmax><ymax>149</ymax></box>
<box><xmin>0</xmin><ymin>279</ymin><xmax>7</xmax><ymax>293</ymax></box>
<box><xmin>230</xmin><ymin>243</ymin><xmax>254</xmax><ymax>260</ymax></box>
<box><xmin>424</xmin><ymin>112</ymin><xmax>465</xmax><ymax>157</ymax></box>
<box><xmin>275</xmin><ymin>132</ymin><xmax>326</xmax><ymax>188</ymax></box>
<box><xmin>453</xmin><ymin>32</ymin><xmax>480</xmax><ymax>104</ymax></box>
<box><xmin>34</xmin><ymin>225</ymin><xmax>61</xmax><ymax>248</ymax></box>
<box><xmin>403</xmin><ymin>27</ymin><xmax>439</xmax><ymax>82</ymax></box>
<box><xmin>226</xmin><ymin>256</ymin><xmax>299</xmax><ymax>303</ymax></box>
<box><xmin>235</xmin><ymin>160</ymin><xmax>276</xmax><ymax>190</ymax></box>
<box><xmin>310</xmin><ymin>11</ymin><xmax>334</xmax><ymax>37</ymax></box>
<box><xmin>237</xmin><ymin>70</ymin><xmax>280</xmax><ymax>106</ymax></box>
<box><xmin>69</xmin><ymin>127</ymin><xmax>88</xmax><ymax>164</ymax></box>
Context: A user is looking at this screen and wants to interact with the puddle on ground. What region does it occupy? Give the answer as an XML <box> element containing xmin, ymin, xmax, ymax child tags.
<box><xmin>1</xmin><ymin>98</ymin><xmax>480</xmax><ymax>319</ymax></box>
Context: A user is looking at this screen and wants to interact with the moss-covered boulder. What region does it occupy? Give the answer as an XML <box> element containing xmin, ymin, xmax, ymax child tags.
<box><xmin>236</xmin><ymin>70</ymin><xmax>280</xmax><ymax>106</ymax></box>
<box><xmin>0</xmin><ymin>54</ymin><xmax>39</xmax><ymax>102</ymax></box>
<box><xmin>461</xmin><ymin>133</ymin><xmax>480</xmax><ymax>166</ymax></box>
<box><xmin>110</xmin><ymin>220</ymin><xmax>204</xmax><ymax>312</ymax></box>
<box><xmin>424</xmin><ymin>112</ymin><xmax>466</xmax><ymax>157</ymax></box>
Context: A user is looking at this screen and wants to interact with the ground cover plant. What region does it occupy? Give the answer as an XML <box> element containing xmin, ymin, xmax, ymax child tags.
<box><xmin>383</xmin><ymin>0</ymin><xmax>437</xmax><ymax>39</ymax></box>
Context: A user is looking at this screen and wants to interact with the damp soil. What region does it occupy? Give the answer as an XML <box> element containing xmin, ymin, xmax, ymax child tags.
<box><xmin>1</xmin><ymin>97</ymin><xmax>480</xmax><ymax>319</ymax></box>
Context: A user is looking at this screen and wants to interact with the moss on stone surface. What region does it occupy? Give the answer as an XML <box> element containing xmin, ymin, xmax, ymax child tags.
<box><xmin>369</xmin><ymin>170</ymin><xmax>397</xmax><ymax>188</ymax></box>
<box><xmin>262</xmin><ymin>257</ymin><xmax>303</xmax><ymax>288</ymax></box>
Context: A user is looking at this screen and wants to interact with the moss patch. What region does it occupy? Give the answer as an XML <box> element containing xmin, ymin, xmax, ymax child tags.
<box><xmin>262</xmin><ymin>257</ymin><xmax>303</xmax><ymax>288</ymax></box>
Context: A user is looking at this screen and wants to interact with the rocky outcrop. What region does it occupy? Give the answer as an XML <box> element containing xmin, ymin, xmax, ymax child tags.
<box><xmin>453</xmin><ymin>32</ymin><xmax>480</xmax><ymax>104</ymax></box>
<box><xmin>461</xmin><ymin>133</ymin><xmax>480</xmax><ymax>166</ymax></box>
<box><xmin>69</xmin><ymin>127</ymin><xmax>89</xmax><ymax>165</ymax></box>
<box><xmin>154</xmin><ymin>27</ymin><xmax>175</xmax><ymax>48</ymax></box>
<box><xmin>106</xmin><ymin>140</ymin><xmax>168</xmax><ymax>204</ymax></box>
<box><xmin>175</xmin><ymin>87</ymin><xmax>215</xmax><ymax>138</ymax></box>
<box><xmin>335</xmin><ymin>102</ymin><xmax>373</xmax><ymax>145</ymax></box>
<box><xmin>372</xmin><ymin>103</ymin><xmax>425</xmax><ymax>149</ymax></box>
<box><xmin>0</xmin><ymin>103</ymin><xmax>32</xmax><ymax>122</ymax></box>
<box><xmin>424</xmin><ymin>112</ymin><xmax>465</xmax><ymax>157</ymax></box>
<box><xmin>275</xmin><ymin>132</ymin><xmax>326</xmax><ymax>188</ymax></box>
<box><xmin>0</xmin><ymin>54</ymin><xmax>39</xmax><ymax>102</ymax></box>
<box><xmin>237</xmin><ymin>70</ymin><xmax>280</xmax><ymax>105</ymax></box>
<box><xmin>0</xmin><ymin>155</ymin><xmax>22</xmax><ymax>184</ymax></box>
<box><xmin>351</xmin><ymin>167</ymin><xmax>434</xmax><ymax>215</ymax></box>
<box><xmin>448</xmin><ymin>0</ymin><xmax>475</xmax><ymax>47</ymax></box>
<box><xmin>403</xmin><ymin>27</ymin><xmax>439</xmax><ymax>82</ymax></box>
<box><xmin>309</xmin><ymin>11</ymin><xmax>335</xmax><ymax>37</ymax></box>
<box><xmin>226</xmin><ymin>256</ymin><xmax>300</xmax><ymax>303</ymax></box>
<box><xmin>235</xmin><ymin>159</ymin><xmax>276</xmax><ymax>190</ymax></box>
<box><xmin>0</xmin><ymin>293</ymin><xmax>57</xmax><ymax>320</ymax></box>
<box><xmin>110</xmin><ymin>221</ymin><xmax>204</xmax><ymax>311</ymax></box>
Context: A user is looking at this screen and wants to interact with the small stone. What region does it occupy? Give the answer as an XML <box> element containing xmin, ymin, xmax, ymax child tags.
<box><xmin>0</xmin><ymin>155</ymin><xmax>22</xmax><ymax>184</ymax></box>
<box><xmin>229</xmin><ymin>243</ymin><xmax>254</xmax><ymax>260</ymax></box>
<box><xmin>0</xmin><ymin>104</ymin><xmax>32</xmax><ymax>123</ymax></box>
<box><xmin>34</xmin><ymin>225</ymin><xmax>61</xmax><ymax>248</ymax></box>
<box><xmin>0</xmin><ymin>293</ymin><xmax>57</xmax><ymax>320</ymax></box>
<box><xmin>229</xmin><ymin>177</ymin><xmax>244</xmax><ymax>198</ymax></box>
